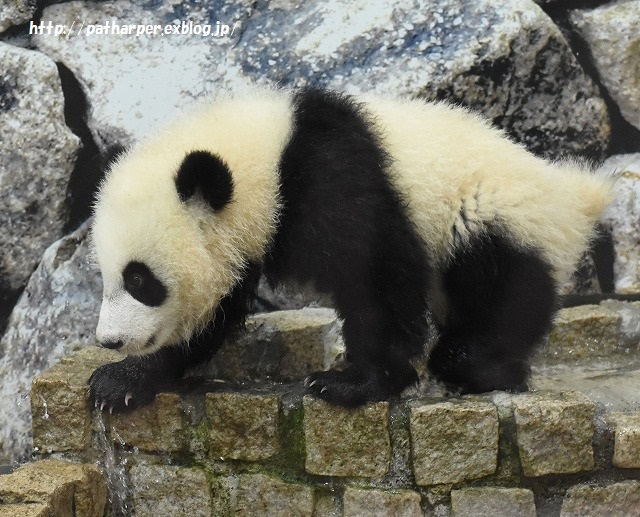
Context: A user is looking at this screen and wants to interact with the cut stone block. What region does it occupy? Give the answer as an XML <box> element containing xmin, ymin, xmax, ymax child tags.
<box><xmin>234</xmin><ymin>474</ymin><xmax>315</xmax><ymax>517</ymax></box>
<box><xmin>205</xmin><ymin>392</ymin><xmax>280</xmax><ymax>461</ymax></box>
<box><xmin>303</xmin><ymin>397</ymin><xmax>390</xmax><ymax>477</ymax></box>
<box><xmin>0</xmin><ymin>504</ymin><xmax>49</xmax><ymax>517</ymax></box>
<box><xmin>451</xmin><ymin>487</ymin><xmax>536</xmax><ymax>517</ymax></box>
<box><xmin>130</xmin><ymin>465</ymin><xmax>212</xmax><ymax>517</ymax></box>
<box><xmin>513</xmin><ymin>391</ymin><xmax>595</xmax><ymax>477</ymax></box>
<box><xmin>110</xmin><ymin>392</ymin><xmax>185</xmax><ymax>452</ymax></box>
<box><xmin>0</xmin><ymin>459</ymin><xmax>106</xmax><ymax>517</ymax></box>
<box><xmin>537</xmin><ymin>305</ymin><xmax>621</xmax><ymax>363</ymax></box>
<box><xmin>609</xmin><ymin>413</ymin><xmax>640</xmax><ymax>468</ymax></box>
<box><xmin>410</xmin><ymin>400</ymin><xmax>498</xmax><ymax>486</ymax></box>
<box><xmin>207</xmin><ymin>308</ymin><xmax>343</xmax><ymax>382</ymax></box>
<box><xmin>561</xmin><ymin>481</ymin><xmax>640</xmax><ymax>516</ymax></box>
<box><xmin>30</xmin><ymin>348</ymin><xmax>118</xmax><ymax>454</ymax></box>
<box><xmin>343</xmin><ymin>487</ymin><xmax>422</xmax><ymax>517</ymax></box>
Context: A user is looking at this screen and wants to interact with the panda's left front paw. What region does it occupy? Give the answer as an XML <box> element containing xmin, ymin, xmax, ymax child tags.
<box><xmin>305</xmin><ymin>365</ymin><xmax>395</xmax><ymax>407</ymax></box>
<box><xmin>88</xmin><ymin>356</ymin><xmax>168</xmax><ymax>413</ymax></box>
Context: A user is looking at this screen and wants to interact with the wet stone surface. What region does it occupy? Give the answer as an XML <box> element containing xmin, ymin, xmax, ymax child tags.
<box><xmin>130</xmin><ymin>465</ymin><xmax>211</xmax><ymax>517</ymax></box>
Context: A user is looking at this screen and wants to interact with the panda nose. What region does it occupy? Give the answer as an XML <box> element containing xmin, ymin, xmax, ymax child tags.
<box><xmin>101</xmin><ymin>340</ymin><xmax>124</xmax><ymax>350</ymax></box>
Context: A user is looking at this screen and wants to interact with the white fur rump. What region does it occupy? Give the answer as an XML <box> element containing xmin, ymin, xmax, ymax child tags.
<box><xmin>365</xmin><ymin>97</ymin><xmax>613</xmax><ymax>279</ymax></box>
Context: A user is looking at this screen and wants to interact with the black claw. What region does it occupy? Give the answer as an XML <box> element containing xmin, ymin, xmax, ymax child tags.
<box><xmin>305</xmin><ymin>365</ymin><xmax>397</xmax><ymax>408</ymax></box>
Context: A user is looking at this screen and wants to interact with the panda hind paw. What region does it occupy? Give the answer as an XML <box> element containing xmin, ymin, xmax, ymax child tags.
<box><xmin>305</xmin><ymin>365</ymin><xmax>397</xmax><ymax>407</ymax></box>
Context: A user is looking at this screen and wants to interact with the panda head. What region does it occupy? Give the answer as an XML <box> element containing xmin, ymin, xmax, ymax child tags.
<box><xmin>91</xmin><ymin>146</ymin><xmax>241</xmax><ymax>356</ymax></box>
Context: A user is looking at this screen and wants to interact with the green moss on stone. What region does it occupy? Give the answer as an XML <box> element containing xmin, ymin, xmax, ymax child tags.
<box><xmin>174</xmin><ymin>420</ymin><xmax>209</xmax><ymax>464</ymax></box>
<box><xmin>272</xmin><ymin>403</ymin><xmax>306</xmax><ymax>475</ymax></box>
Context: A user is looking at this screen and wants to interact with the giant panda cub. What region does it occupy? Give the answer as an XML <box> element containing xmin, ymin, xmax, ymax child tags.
<box><xmin>90</xmin><ymin>87</ymin><xmax>611</xmax><ymax>412</ymax></box>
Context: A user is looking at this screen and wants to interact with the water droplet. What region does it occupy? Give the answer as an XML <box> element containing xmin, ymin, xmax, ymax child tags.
<box><xmin>38</xmin><ymin>394</ymin><xmax>49</xmax><ymax>420</ymax></box>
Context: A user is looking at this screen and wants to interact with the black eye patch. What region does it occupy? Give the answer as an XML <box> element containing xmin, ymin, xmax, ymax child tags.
<box><xmin>122</xmin><ymin>261</ymin><xmax>167</xmax><ymax>307</ymax></box>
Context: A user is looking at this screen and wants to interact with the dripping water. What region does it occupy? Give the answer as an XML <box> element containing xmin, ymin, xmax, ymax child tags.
<box><xmin>94</xmin><ymin>412</ymin><xmax>132</xmax><ymax>516</ymax></box>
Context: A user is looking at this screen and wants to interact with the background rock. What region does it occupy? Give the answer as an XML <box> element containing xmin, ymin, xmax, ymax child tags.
<box><xmin>0</xmin><ymin>0</ymin><xmax>36</xmax><ymax>33</ymax></box>
<box><xmin>236</xmin><ymin>0</ymin><xmax>610</xmax><ymax>160</ymax></box>
<box><xmin>600</xmin><ymin>154</ymin><xmax>640</xmax><ymax>293</ymax></box>
<box><xmin>33</xmin><ymin>0</ymin><xmax>255</xmax><ymax>147</ymax></box>
<box><xmin>33</xmin><ymin>0</ymin><xmax>610</xmax><ymax>159</ymax></box>
<box><xmin>0</xmin><ymin>42</ymin><xmax>80</xmax><ymax>332</ymax></box>
<box><xmin>0</xmin><ymin>222</ymin><xmax>101</xmax><ymax>463</ymax></box>
<box><xmin>570</xmin><ymin>0</ymin><xmax>640</xmax><ymax>131</ymax></box>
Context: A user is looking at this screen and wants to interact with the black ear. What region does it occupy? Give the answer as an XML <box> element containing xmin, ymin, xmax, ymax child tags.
<box><xmin>101</xmin><ymin>143</ymin><xmax>128</xmax><ymax>171</ymax></box>
<box><xmin>175</xmin><ymin>150</ymin><xmax>234</xmax><ymax>210</ymax></box>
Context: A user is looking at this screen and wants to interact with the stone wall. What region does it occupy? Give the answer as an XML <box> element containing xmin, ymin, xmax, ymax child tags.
<box><xmin>2</xmin><ymin>0</ymin><xmax>640</xmax><ymax>466</ymax></box>
<box><xmin>11</xmin><ymin>303</ymin><xmax>640</xmax><ymax>516</ymax></box>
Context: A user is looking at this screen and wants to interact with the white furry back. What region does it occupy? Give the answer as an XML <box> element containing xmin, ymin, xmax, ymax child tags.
<box><xmin>365</xmin><ymin>97</ymin><xmax>613</xmax><ymax>281</ymax></box>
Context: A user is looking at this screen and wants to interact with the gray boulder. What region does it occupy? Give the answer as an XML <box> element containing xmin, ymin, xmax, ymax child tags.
<box><xmin>0</xmin><ymin>42</ymin><xmax>80</xmax><ymax>312</ymax></box>
<box><xmin>236</xmin><ymin>0</ymin><xmax>609</xmax><ymax>159</ymax></box>
<box><xmin>33</xmin><ymin>0</ymin><xmax>609</xmax><ymax>159</ymax></box>
<box><xmin>0</xmin><ymin>221</ymin><xmax>101</xmax><ymax>463</ymax></box>
<box><xmin>0</xmin><ymin>0</ymin><xmax>36</xmax><ymax>33</ymax></box>
<box><xmin>33</xmin><ymin>0</ymin><xmax>255</xmax><ymax>147</ymax></box>
<box><xmin>600</xmin><ymin>154</ymin><xmax>640</xmax><ymax>294</ymax></box>
<box><xmin>570</xmin><ymin>0</ymin><xmax>640</xmax><ymax>132</ymax></box>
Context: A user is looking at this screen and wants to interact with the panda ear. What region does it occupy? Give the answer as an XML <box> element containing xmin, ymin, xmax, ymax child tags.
<box><xmin>101</xmin><ymin>143</ymin><xmax>128</xmax><ymax>171</ymax></box>
<box><xmin>175</xmin><ymin>150</ymin><xmax>234</xmax><ymax>211</ymax></box>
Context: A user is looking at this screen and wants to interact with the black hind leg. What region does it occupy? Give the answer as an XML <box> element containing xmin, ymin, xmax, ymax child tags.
<box><xmin>304</xmin><ymin>223</ymin><xmax>430</xmax><ymax>407</ymax></box>
<box><xmin>428</xmin><ymin>233</ymin><xmax>558</xmax><ymax>394</ymax></box>
<box><xmin>306</xmin><ymin>292</ymin><xmax>424</xmax><ymax>407</ymax></box>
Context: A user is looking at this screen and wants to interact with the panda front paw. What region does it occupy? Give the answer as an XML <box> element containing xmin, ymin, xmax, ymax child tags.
<box><xmin>88</xmin><ymin>356</ymin><xmax>169</xmax><ymax>413</ymax></box>
<box><xmin>305</xmin><ymin>365</ymin><xmax>396</xmax><ymax>407</ymax></box>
